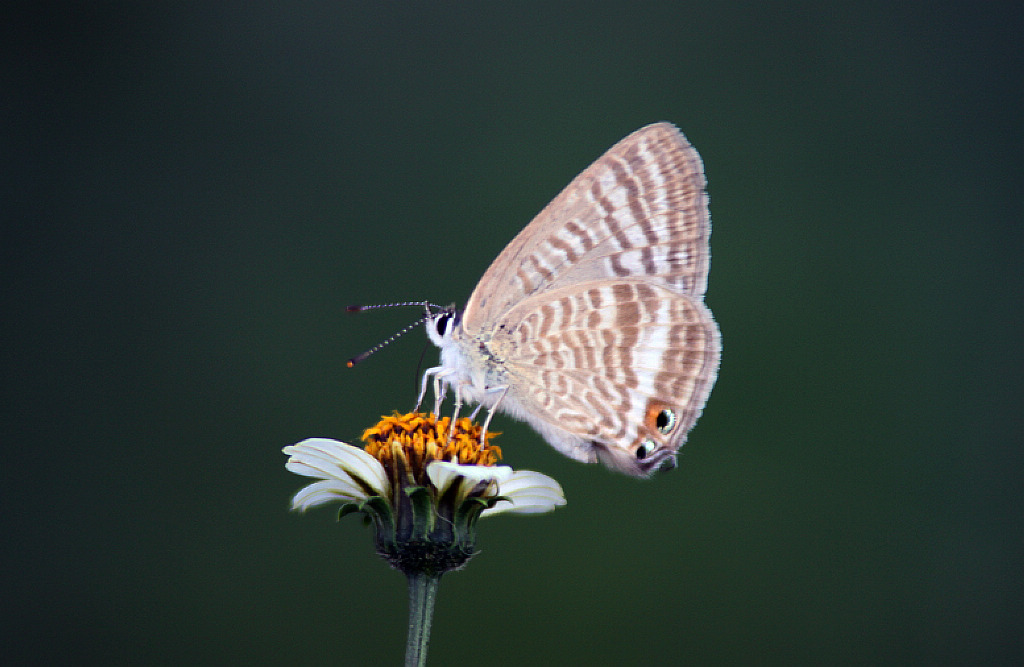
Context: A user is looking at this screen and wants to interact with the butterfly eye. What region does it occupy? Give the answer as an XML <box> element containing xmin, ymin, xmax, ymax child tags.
<box><xmin>636</xmin><ymin>439</ymin><xmax>657</xmax><ymax>460</ymax></box>
<box><xmin>655</xmin><ymin>409</ymin><xmax>677</xmax><ymax>434</ymax></box>
<box><xmin>435</xmin><ymin>313</ymin><xmax>453</xmax><ymax>336</ymax></box>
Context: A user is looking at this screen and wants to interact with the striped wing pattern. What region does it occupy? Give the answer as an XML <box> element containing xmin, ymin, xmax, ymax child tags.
<box><xmin>463</xmin><ymin>122</ymin><xmax>710</xmax><ymax>330</ymax></box>
<box><xmin>491</xmin><ymin>280</ymin><xmax>718</xmax><ymax>474</ymax></box>
<box><xmin>452</xmin><ymin>123</ymin><xmax>719</xmax><ymax>476</ymax></box>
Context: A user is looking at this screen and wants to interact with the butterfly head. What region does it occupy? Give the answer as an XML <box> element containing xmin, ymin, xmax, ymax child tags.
<box><xmin>424</xmin><ymin>304</ymin><xmax>461</xmax><ymax>348</ymax></box>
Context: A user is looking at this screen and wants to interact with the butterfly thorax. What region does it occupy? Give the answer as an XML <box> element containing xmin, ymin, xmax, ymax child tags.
<box><xmin>426</xmin><ymin>310</ymin><xmax>508</xmax><ymax>408</ymax></box>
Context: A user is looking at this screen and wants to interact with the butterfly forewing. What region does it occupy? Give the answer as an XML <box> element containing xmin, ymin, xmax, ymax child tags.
<box><xmin>462</xmin><ymin>122</ymin><xmax>710</xmax><ymax>333</ymax></box>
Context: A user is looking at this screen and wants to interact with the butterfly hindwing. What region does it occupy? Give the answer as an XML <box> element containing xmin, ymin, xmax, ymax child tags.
<box><xmin>487</xmin><ymin>279</ymin><xmax>720</xmax><ymax>476</ymax></box>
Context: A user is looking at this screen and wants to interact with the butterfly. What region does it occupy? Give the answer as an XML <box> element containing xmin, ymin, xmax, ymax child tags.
<box><xmin>419</xmin><ymin>122</ymin><xmax>720</xmax><ymax>477</ymax></box>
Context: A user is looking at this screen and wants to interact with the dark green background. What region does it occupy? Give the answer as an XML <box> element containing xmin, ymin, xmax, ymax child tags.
<box><xmin>4</xmin><ymin>3</ymin><xmax>1020</xmax><ymax>664</ymax></box>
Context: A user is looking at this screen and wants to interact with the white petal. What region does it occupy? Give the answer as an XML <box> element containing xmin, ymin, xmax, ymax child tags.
<box><xmin>284</xmin><ymin>438</ymin><xmax>388</xmax><ymax>495</ymax></box>
<box><xmin>284</xmin><ymin>452</ymin><xmax>345</xmax><ymax>480</ymax></box>
<box><xmin>425</xmin><ymin>461</ymin><xmax>462</xmax><ymax>495</ymax></box>
<box><xmin>454</xmin><ymin>463</ymin><xmax>513</xmax><ymax>485</ymax></box>
<box><xmin>285</xmin><ymin>448</ymin><xmax>365</xmax><ymax>482</ymax></box>
<box><xmin>426</xmin><ymin>461</ymin><xmax>513</xmax><ymax>495</ymax></box>
<box><xmin>291</xmin><ymin>479</ymin><xmax>370</xmax><ymax>511</ymax></box>
<box><xmin>482</xmin><ymin>470</ymin><xmax>566</xmax><ymax>517</ymax></box>
<box><xmin>292</xmin><ymin>438</ymin><xmax>386</xmax><ymax>487</ymax></box>
<box><xmin>496</xmin><ymin>470</ymin><xmax>564</xmax><ymax>497</ymax></box>
<box><xmin>482</xmin><ymin>499</ymin><xmax>544</xmax><ymax>516</ymax></box>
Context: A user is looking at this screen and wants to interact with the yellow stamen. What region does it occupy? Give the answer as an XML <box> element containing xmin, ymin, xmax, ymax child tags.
<box><xmin>362</xmin><ymin>412</ymin><xmax>502</xmax><ymax>484</ymax></box>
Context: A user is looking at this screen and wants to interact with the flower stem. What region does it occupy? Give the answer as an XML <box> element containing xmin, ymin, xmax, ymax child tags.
<box><xmin>405</xmin><ymin>572</ymin><xmax>441</xmax><ymax>667</ymax></box>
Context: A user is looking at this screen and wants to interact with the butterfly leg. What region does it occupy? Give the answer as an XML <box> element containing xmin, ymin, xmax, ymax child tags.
<box><xmin>478</xmin><ymin>385</ymin><xmax>509</xmax><ymax>448</ymax></box>
<box><xmin>432</xmin><ymin>369</ymin><xmax>457</xmax><ymax>417</ymax></box>
<box><xmin>415</xmin><ymin>366</ymin><xmax>454</xmax><ymax>417</ymax></box>
<box><xmin>447</xmin><ymin>385</ymin><xmax>463</xmax><ymax>443</ymax></box>
<box><xmin>415</xmin><ymin>366</ymin><xmax>439</xmax><ymax>412</ymax></box>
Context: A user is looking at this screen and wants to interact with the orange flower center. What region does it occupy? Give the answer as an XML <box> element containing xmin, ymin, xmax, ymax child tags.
<box><xmin>361</xmin><ymin>412</ymin><xmax>501</xmax><ymax>488</ymax></box>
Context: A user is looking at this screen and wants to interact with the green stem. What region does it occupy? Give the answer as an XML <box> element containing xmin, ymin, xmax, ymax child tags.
<box><xmin>405</xmin><ymin>572</ymin><xmax>441</xmax><ymax>667</ymax></box>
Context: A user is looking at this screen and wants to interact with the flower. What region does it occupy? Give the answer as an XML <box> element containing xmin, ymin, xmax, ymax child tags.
<box><xmin>284</xmin><ymin>412</ymin><xmax>565</xmax><ymax>576</ymax></box>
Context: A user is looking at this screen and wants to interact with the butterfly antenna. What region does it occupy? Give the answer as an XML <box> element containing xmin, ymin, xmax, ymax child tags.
<box><xmin>345</xmin><ymin>301</ymin><xmax>441</xmax><ymax>367</ymax></box>
<box><xmin>346</xmin><ymin>301</ymin><xmax>444</xmax><ymax>313</ymax></box>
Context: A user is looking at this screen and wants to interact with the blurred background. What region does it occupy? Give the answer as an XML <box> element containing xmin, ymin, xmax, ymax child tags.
<box><xmin>3</xmin><ymin>2</ymin><xmax>1020</xmax><ymax>664</ymax></box>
